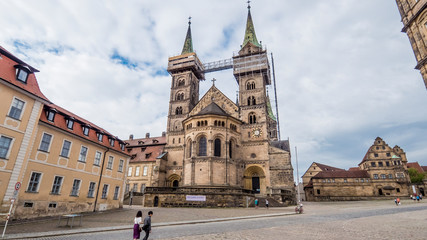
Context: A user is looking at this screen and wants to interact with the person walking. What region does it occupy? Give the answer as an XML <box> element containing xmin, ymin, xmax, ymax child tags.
<box><xmin>254</xmin><ymin>199</ymin><xmax>259</xmax><ymax>209</ymax></box>
<box><xmin>265</xmin><ymin>199</ymin><xmax>269</xmax><ymax>209</ymax></box>
<box><xmin>142</xmin><ymin>211</ymin><xmax>153</xmax><ymax>240</ymax></box>
<box><xmin>133</xmin><ymin>210</ymin><xmax>143</xmax><ymax>240</ymax></box>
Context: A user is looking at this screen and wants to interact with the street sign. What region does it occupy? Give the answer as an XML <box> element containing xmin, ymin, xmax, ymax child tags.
<box><xmin>14</xmin><ymin>182</ymin><xmax>21</xmax><ymax>191</ymax></box>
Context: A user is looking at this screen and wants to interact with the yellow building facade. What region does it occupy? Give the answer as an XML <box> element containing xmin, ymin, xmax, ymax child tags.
<box><xmin>0</xmin><ymin>46</ymin><xmax>129</xmax><ymax>219</ymax></box>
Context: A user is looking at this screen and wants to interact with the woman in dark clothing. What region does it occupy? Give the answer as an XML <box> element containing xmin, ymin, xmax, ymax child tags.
<box><xmin>133</xmin><ymin>210</ymin><xmax>143</xmax><ymax>240</ymax></box>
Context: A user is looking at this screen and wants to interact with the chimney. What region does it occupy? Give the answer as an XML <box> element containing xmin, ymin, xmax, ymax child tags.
<box><xmin>162</xmin><ymin>131</ymin><xmax>166</xmax><ymax>137</ymax></box>
<box><xmin>145</xmin><ymin>132</ymin><xmax>150</xmax><ymax>138</ymax></box>
<box><xmin>129</xmin><ymin>134</ymin><xmax>134</xmax><ymax>140</ymax></box>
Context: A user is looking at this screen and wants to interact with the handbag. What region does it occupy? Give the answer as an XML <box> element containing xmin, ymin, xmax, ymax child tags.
<box><xmin>139</xmin><ymin>226</ymin><xmax>142</xmax><ymax>232</ymax></box>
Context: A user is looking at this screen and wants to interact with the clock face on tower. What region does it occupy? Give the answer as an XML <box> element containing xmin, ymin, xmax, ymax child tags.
<box><xmin>252</xmin><ymin>127</ymin><xmax>262</xmax><ymax>138</ymax></box>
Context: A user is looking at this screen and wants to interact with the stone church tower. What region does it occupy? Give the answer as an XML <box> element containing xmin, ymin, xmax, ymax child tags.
<box><xmin>395</xmin><ymin>0</ymin><xmax>427</xmax><ymax>90</ymax></box>
<box><xmin>143</xmin><ymin>4</ymin><xmax>295</xmax><ymax>207</ymax></box>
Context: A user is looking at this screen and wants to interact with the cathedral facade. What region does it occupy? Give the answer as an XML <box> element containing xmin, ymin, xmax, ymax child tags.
<box><xmin>138</xmin><ymin>6</ymin><xmax>295</xmax><ymax>207</ymax></box>
<box><xmin>395</xmin><ymin>0</ymin><xmax>427</xmax><ymax>90</ymax></box>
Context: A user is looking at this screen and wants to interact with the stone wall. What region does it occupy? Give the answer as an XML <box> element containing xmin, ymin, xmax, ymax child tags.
<box><xmin>143</xmin><ymin>187</ymin><xmax>255</xmax><ymax>208</ymax></box>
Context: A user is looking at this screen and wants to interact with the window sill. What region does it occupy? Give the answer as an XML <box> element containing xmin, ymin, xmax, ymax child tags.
<box><xmin>0</xmin><ymin>157</ymin><xmax>8</xmax><ymax>160</ymax></box>
<box><xmin>7</xmin><ymin>115</ymin><xmax>22</xmax><ymax>121</ymax></box>
<box><xmin>50</xmin><ymin>192</ymin><xmax>61</xmax><ymax>195</ymax></box>
<box><xmin>87</xmin><ymin>196</ymin><xmax>94</xmax><ymax>198</ymax></box>
<box><xmin>77</xmin><ymin>160</ymin><xmax>86</xmax><ymax>163</ymax></box>
<box><xmin>69</xmin><ymin>194</ymin><xmax>79</xmax><ymax>197</ymax></box>
<box><xmin>38</xmin><ymin>149</ymin><xmax>50</xmax><ymax>153</ymax></box>
<box><xmin>25</xmin><ymin>191</ymin><xmax>39</xmax><ymax>194</ymax></box>
<box><xmin>59</xmin><ymin>155</ymin><xmax>69</xmax><ymax>158</ymax></box>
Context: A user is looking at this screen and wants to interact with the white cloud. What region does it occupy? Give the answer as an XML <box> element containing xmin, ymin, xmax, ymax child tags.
<box><xmin>1</xmin><ymin>0</ymin><xmax>426</xmax><ymax>182</ymax></box>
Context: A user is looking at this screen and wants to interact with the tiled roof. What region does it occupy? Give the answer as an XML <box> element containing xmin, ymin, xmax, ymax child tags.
<box><xmin>125</xmin><ymin>136</ymin><xmax>166</xmax><ymax>163</ymax></box>
<box><xmin>0</xmin><ymin>46</ymin><xmax>49</xmax><ymax>102</ymax></box>
<box><xmin>40</xmin><ymin>103</ymin><xmax>128</xmax><ymax>154</ymax></box>
<box><xmin>126</xmin><ymin>136</ymin><xmax>166</xmax><ymax>146</ymax></box>
<box><xmin>348</xmin><ymin>167</ymin><xmax>360</xmax><ymax>171</ymax></box>
<box><xmin>271</xmin><ymin>140</ymin><xmax>290</xmax><ymax>152</ymax></box>
<box><xmin>312</xmin><ymin>170</ymin><xmax>369</xmax><ymax>179</ymax></box>
<box><xmin>407</xmin><ymin>162</ymin><xmax>424</xmax><ymax>173</ymax></box>
<box><xmin>314</xmin><ymin>162</ymin><xmax>344</xmax><ymax>171</ymax></box>
<box><xmin>422</xmin><ymin>166</ymin><xmax>427</xmax><ymax>172</ymax></box>
<box><xmin>195</xmin><ymin>102</ymin><xmax>230</xmax><ymax>117</ymax></box>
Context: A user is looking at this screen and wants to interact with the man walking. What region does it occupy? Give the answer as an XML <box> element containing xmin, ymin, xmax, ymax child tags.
<box><xmin>142</xmin><ymin>211</ymin><xmax>153</xmax><ymax>240</ymax></box>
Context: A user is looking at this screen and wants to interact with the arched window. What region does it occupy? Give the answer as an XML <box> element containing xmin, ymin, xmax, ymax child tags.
<box><xmin>247</xmin><ymin>96</ymin><xmax>256</xmax><ymax>105</ymax></box>
<box><xmin>229</xmin><ymin>140</ymin><xmax>233</xmax><ymax>158</ymax></box>
<box><xmin>214</xmin><ymin>138</ymin><xmax>221</xmax><ymax>157</ymax></box>
<box><xmin>175</xmin><ymin>106</ymin><xmax>183</xmax><ymax>115</ymax></box>
<box><xmin>246</xmin><ymin>81</ymin><xmax>255</xmax><ymax>90</ymax></box>
<box><xmin>176</xmin><ymin>92</ymin><xmax>184</xmax><ymax>101</ymax></box>
<box><xmin>198</xmin><ymin>136</ymin><xmax>207</xmax><ymax>156</ymax></box>
<box><xmin>249</xmin><ymin>113</ymin><xmax>257</xmax><ymax>124</ymax></box>
<box><xmin>178</xmin><ymin>79</ymin><xmax>185</xmax><ymax>86</ymax></box>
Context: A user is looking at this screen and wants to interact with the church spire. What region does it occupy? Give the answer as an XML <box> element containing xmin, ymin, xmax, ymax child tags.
<box><xmin>181</xmin><ymin>17</ymin><xmax>194</xmax><ymax>54</ymax></box>
<box><xmin>242</xmin><ymin>1</ymin><xmax>261</xmax><ymax>49</ymax></box>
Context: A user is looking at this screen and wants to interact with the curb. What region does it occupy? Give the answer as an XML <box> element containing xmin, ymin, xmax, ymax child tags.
<box><xmin>2</xmin><ymin>212</ymin><xmax>296</xmax><ymax>239</ymax></box>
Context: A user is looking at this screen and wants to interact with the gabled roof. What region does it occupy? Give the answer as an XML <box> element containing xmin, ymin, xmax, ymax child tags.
<box><xmin>188</xmin><ymin>85</ymin><xmax>239</xmax><ymax>119</ymax></box>
<box><xmin>195</xmin><ymin>102</ymin><xmax>230</xmax><ymax>117</ymax></box>
<box><xmin>41</xmin><ymin>103</ymin><xmax>128</xmax><ymax>154</ymax></box>
<box><xmin>407</xmin><ymin>162</ymin><xmax>424</xmax><ymax>173</ymax></box>
<box><xmin>312</xmin><ymin>170</ymin><xmax>370</xmax><ymax>179</ymax></box>
<box><xmin>314</xmin><ymin>162</ymin><xmax>344</xmax><ymax>171</ymax></box>
<box><xmin>125</xmin><ymin>136</ymin><xmax>167</xmax><ymax>163</ymax></box>
<box><xmin>0</xmin><ymin>46</ymin><xmax>49</xmax><ymax>102</ymax></box>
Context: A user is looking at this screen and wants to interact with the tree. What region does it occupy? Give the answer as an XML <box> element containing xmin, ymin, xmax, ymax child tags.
<box><xmin>408</xmin><ymin>168</ymin><xmax>425</xmax><ymax>183</ymax></box>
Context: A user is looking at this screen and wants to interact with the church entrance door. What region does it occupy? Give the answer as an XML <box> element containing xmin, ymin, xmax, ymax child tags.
<box><xmin>154</xmin><ymin>196</ymin><xmax>159</xmax><ymax>207</ymax></box>
<box><xmin>252</xmin><ymin>177</ymin><xmax>260</xmax><ymax>193</ymax></box>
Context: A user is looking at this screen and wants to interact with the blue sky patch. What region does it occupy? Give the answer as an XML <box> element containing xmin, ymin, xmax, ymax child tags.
<box><xmin>110</xmin><ymin>50</ymin><xmax>138</xmax><ymax>68</ymax></box>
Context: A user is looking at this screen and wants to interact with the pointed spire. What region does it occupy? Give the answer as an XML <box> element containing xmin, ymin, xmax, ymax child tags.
<box><xmin>242</xmin><ymin>1</ymin><xmax>261</xmax><ymax>49</ymax></box>
<box><xmin>181</xmin><ymin>17</ymin><xmax>194</xmax><ymax>54</ymax></box>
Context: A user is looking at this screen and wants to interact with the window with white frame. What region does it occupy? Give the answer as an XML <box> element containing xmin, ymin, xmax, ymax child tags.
<box><xmin>94</xmin><ymin>151</ymin><xmax>102</xmax><ymax>166</ymax></box>
<box><xmin>82</xmin><ymin>125</ymin><xmax>90</xmax><ymax>136</ymax></box>
<box><xmin>27</xmin><ymin>172</ymin><xmax>42</xmax><ymax>192</ymax></box>
<box><xmin>8</xmin><ymin>98</ymin><xmax>25</xmax><ymax>120</ymax></box>
<box><xmin>118</xmin><ymin>159</ymin><xmax>124</xmax><ymax>172</ymax></box>
<box><xmin>78</xmin><ymin>146</ymin><xmax>88</xmax><ymax>162</ymax></box>
<box><xmin>0</xmin><ymin>136</ymin><xmax>13</xmax><ymax>159</ymax></box>
<box><xmin>143</xmin><ymin>166</ymin><xmax>148</xmax><ymax>176</ymax></box>
<box><xmin>97</xmin><ymin>132</ymin><xmax>103</xmax><ymax>142</ymax></box>
<box><xmin>133</xmin><ymin>183</ymin><xmax>138</xmax><ymax>192</ymax></box>
<box><xmin>107</xmin><ymin>156</ymin><xmax>114</xmax><ymax>169</ymax></box>
<box><xmin>51</xmin><ymin>176</ymin><xmax>63</xmax><ymax>194</ymax></box>
<box><xmin>101</xmin><ymin>184</ymin><xmax>109</xmax><ymax>199</ymax></box>
<box><xmin>60</xmin><ymin>140</ymin><xmax>71</xmax><ymax>157</ymax></box>
<box><xmin>16</xmin><ymin>66</ymin><xmax>30</xmax><ymax>83</ymax></box>
<box><xmin>135</xmin><ymin>166</ymin><xmax>140</xmax><ymax>176</ymax></box>
<box><xmin>113</xmin><ymin>186</ymin><xmax>120</xmax><ymax>200</ymax></box>
<box><xmin>88</xmin><ymin>182</ymin><xmax>96</xmax><ymax>198</ymax></box>
<box><xmin>109</xmin><ymin>138</ymin><xmax>114</xmax><ymax>147</ymax></box>
<box><xmin>70</xmin><ymin>179</ymin><xmax>81</xmax><ymax>196</ymax></box>
<box><xmin>39</xmin><ymin>133</ymin><xmax>52</xmax><ymax>152</ymax></box>
<box><xmin>128</xmin><ymin>167</ymin><xmax>133</xmax><ymax>176</ymax></box>
<box><xmin>46</xmin><ymin>110</ymin><xmax>56</xmax><ymax>122</ymax></box>
<box><xmin>66</xmin><ymin>118</ymin><xmax>74</xmax><ymax>129</ymax></box>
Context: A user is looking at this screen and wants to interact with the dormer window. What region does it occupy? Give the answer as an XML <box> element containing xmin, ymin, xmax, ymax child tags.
<box><xmin>15</xmin><ymin>65</ymin><xmax>30</xmax><ymax>83</ymax></box>
<box><xmin>82</xmin><ymin>125</ymin><xmax>90</xmax><ymax>136</ymax></box>
<box><xmin>138</xmin><ymin>141</ymin><xmax>144</xmax><ymax>145</ymax></box>
<box><xmin>66</xmin><ymin>118</ymin><xmax>74</xmax><ymax>129</ymax></box>
<box><xmin>46</xmin><ymin>109</ymin><xmax>56</xmax><ymax>122</ymax></box>
<box><xmin>120</xmin><ymin>143</ymin><xmax>125</xmax><ymax>151</ymax></box>
<box><xmin>97</xmin><ymin>132</ymin><xmax>103</xmax><ymax>142</ymax></box>
<box><xmin>109</xmin><ymin>138</ymin><xmax>115</xmax><ymax>147</ymax></box>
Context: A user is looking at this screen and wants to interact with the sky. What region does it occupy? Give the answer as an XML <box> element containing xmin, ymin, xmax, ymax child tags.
<box><xmin>1</xmin><ymin>0</ymin><xmax>426</xmax><ymax>183</ymax></box>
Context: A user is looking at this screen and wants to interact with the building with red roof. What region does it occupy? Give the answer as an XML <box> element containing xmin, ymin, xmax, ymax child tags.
<box><xmin>303</xmin><ymin>137</ymin><xmax>412</xmax><ymax>201</ymax></box>
<box><xmin>0</xmin><ymin>46</ymin><xmax>129</xmax><ymax>219</ymax></box>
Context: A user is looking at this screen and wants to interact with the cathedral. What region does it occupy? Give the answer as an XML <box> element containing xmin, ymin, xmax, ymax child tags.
<box><xmin>127</xmin><ymin>5</ymin><xmax>295</xmax><ymax>207</ymax></box>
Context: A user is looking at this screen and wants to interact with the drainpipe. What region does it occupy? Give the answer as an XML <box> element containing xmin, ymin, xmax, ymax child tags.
<box><xmin>93</xmin><ymin>148</ymin><xmax>109</xmax><ymax>212</ymax></box>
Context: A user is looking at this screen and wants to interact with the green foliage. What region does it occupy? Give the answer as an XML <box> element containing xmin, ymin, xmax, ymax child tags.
<box><xmin>408</xmin><ymin>168</ymin><xmax>425</xmax><ymax>183</ymax></box>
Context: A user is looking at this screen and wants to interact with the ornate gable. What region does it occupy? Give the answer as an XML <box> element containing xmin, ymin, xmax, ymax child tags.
<box><xmin>189</xmin><ymin>85</ymin><xmax>239</xmax><ymax>119</ymax></box>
